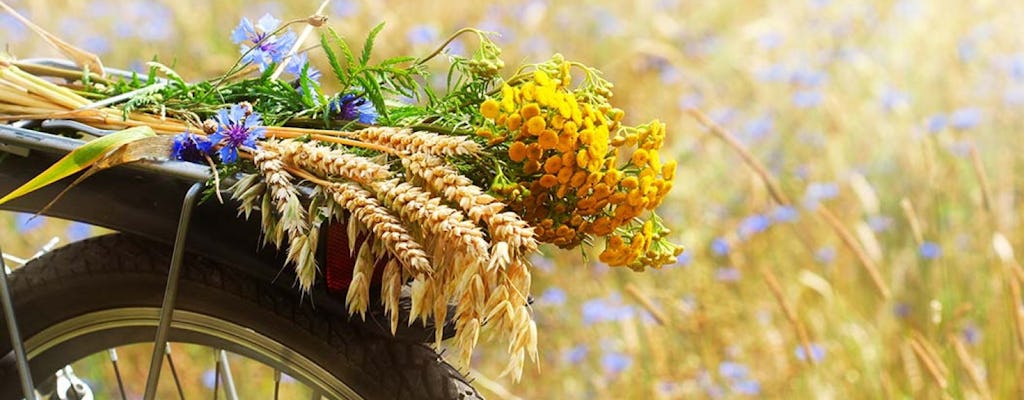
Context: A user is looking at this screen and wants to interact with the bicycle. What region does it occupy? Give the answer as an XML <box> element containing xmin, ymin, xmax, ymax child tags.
<box><xmin>0</xmin><ymin>59</ymin><xmax>481</xmax><ymax>400</ymax></box>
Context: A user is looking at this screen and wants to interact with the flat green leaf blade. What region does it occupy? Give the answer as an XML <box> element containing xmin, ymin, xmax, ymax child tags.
<box><xmin>0</xmin><ymin>125</ymin><xmax>156</xmax><ymax>205</ymax></box>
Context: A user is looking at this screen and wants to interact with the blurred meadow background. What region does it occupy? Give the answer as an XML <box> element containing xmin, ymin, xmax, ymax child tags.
<box><xmin>3</xmin><ymin>0</ymin><xmax>1024</xmax><ymax>398</ymax></box>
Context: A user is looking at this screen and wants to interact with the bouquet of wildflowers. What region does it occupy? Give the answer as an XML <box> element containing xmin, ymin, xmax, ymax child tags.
<box><xmin>0</xmin><ymin>6</ymin><xmax>681</xmax><ymax>378</ymax></box>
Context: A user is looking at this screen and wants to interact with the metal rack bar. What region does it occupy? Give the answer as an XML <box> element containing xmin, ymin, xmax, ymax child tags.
<box><xmin>0</xmin><ymin>243</ymin><xmax>34</xmax><ymax>399</ymax></box>
<box><xmin>142</xmin><ymin>182</ymin><xmax>203</xmax><ymax>400</ymax></box>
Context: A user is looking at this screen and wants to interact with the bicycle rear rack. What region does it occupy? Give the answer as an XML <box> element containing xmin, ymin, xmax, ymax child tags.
<box><xmin>0</xmin><ymin>59</ymin><xmax>210</xmax><ymax>399</ymax></box>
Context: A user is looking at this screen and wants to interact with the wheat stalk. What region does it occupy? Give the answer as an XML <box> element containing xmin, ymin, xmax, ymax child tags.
<box><xmin>326</xmin><ymin>181</ymin><xmax>433</xmax><ymax>276</ymax></box>
<box><xmin>355</xmin><ymin>126</ymin><xmax>483</xmax><ymax>156</ymax></box>
<box><xmin>253</xmin><ymin>146</ymin><xmax>319</xmax><ymax>290</ymax></box>
<box><xmin>403</xmin><ymin>153</ymin><xmax>537</xmax><ymax>266</ymax></box>
<box><xmin>267</xmin><ymin>139</ymin><xmax>392</xmax><ymax>183</ymax></box>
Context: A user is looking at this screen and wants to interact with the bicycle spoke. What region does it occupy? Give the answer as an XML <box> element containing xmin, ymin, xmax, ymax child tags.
<box><xmin>212</xmin><ymin>351</ymin><xmax>221</xmax><ymax>400</ymax></box>
<box><xmin>273</xmin><ymin>370</ymin><xmax>281</xmax><ymax>400</ymax></box>
<box><xmin>217</xmin><ymin>350</ymin><xmax>239</xmax><ymax>400</ymax></box>
<box><xmin>107</xmin><ymin>349</ymin><xmax>128</xmax><ymax>400</ymax></box>
<box><xmin>164</xmin><ymin>344</ymin><xmax>187</xmax><ymax>400</ymax></box>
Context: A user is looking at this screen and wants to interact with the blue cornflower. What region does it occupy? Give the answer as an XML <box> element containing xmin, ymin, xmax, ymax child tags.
<box><xmin>795</xmin><ymin>343</ymin><xmax>827</xmax><ymax>362</ymax></box>
<box><xmin>732</xmin><ymin>379</ymin><xmax>761</xmax><ymax>396</ymax></box>
<box><xmin>331</xmin><ymin>93</ymin><xmax>378</xmax><ymax>124</ymax></box>
<box><xmin>743</xmin><ymin>114</ymin><xmax>774</xmax><ymax>141</ymax></box>
<box><xmin>718</xmin><ymin>361</ymin><xmax>749</xmax><ymax>380</ymax></box>
<box><xmin>539</xmin><ymin>287</ymin><xmax>567</xmax><ymax>306</ymax></box>
<box><xmin>803</xmin><ymin>181</ymin><xmax>839</xmax><ymax>208</ymax></box>
<box><xmin>867</xmin><ymin>215</ymin><xmax>893</xmax><ymax>232</ymax></box>
<box><xmin>171</xmin><ymin>131</ymin><xmax>213</xmax><ymax>164</ymax></box>
<box><xmin>15</xmin><ymin>213</ymin><xmax>43</xmax><ymax>233</ymax></box>
<box><xmin>738</xmin><ymin>214</ymin><xmax>771</xmax><ymax>239</ymax></box>
<box><xmin>771</xmin><ymin>205</ymin><xmax>799</xmax><ymax>223</ymax></box>
<box><xmin>208</xmin><ymin>105</ymin><xmax>266</xmax><ymax>164</ymax></box>
<box><xmin>815</xmin><ymin>247</ymin><xmax>836</xmax><ymax>264</ymax></box>
<box><xmin>676</xmin><ymin>251</ymin><xmax>692</xmax><ymax>267</ymax></box>
<box><xmin>949</xmin><ymin>108</ymin><xmax>982</xmax><ymax>130</ymax></box>
<box><xmin>66</xmin><ymin>222</ymin><xmax>92</xmax><ymax>241</ymax></box>
<box><xmin>711</xmin><ymin>237</ymin><xmax>730</xmax><ymax>256</ymax></box>
<box><xmin>963</xmin><ymin>323</ymin><xmax>981</xmax><ymax>345</ymax></box>
<box><xmin>406</xmin><ymin>24</ymin><xmax>439</xmax><ymax>45</ymax></box>
<box><xmin>792</xmin><ymin>89</ymin><xmax>824</xmax><ymax>108</ymax></box>
<box><xmin>231</xmin><ymin>14</ymin><xmax>297</xmax><ymax>71</ymax></box>
<box><xmin>563</xmin><ymin>345</ymin><xmax>588</xmax><ymax>364</ymax></box>
<box><xmin>925</xmin><ymin>114</ymin><xmax>947</xmax><ymax>133</ymax></box>
<box><xmin>285</xmin><ymin>52</ymin><xmax>321</xmax><ymax>84</ymax></box>
<box><xmin>919</xmin><ymin>241</ymin><xmax>942</xmax><ymax>260</ymax></box>
<box><xmin>893</xmin><ymin>303</ymin><xmax>911</xmax><ymax>319</ymax></box>
<box><xmin>601</xmin><ymin>352</ymin><xmax>632</xmax><ymax>374</ymax></box>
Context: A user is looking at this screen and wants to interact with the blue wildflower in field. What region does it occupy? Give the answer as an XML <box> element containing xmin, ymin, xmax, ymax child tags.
<box><xmin>581</xmin><ymin>296</ymin><xmax>635</xmax><ymax>325</ymax></box>
<box><xmin>65</xmin><ymin>222</ymin><xmax>92</xmax><ymax>242</ymax></box>
<box><xmin>15</xmin><ymin>213</ymin><xmax>43</xmax><ymax>233</ymax></box>
<box><xmin>231</xmin><ymin>14</ymin><xmax>297</xmax><ymax>71</ymax></box>
<box><xmin>718</xmin><ymin>361</ymin><xmax>749</xmax><ymax>380</ymax></box>
<box><xmin>601</xmin><ymin>352</ymin><xmax>632</xmax><ymax>374</ymax></box>
<box><xmin>331</xmin><ymin>94</ymin><xmax>378</xmax><ymax>124</ymax></box>
<box><xmin>540</xmin><ymin>287</ymin><xmax>567</xmax><ymax>306</ymax></box>
<box><xmin>563</xmin><ymin>344</ymin><xmax>588</xmax><ymax>364</ymax></box>
<box><xmin>879</xmin><ymin>87</ymin><xmax>910</xmax><ymax>112</ymax></box>
<box><xmin>795</xmin><ymin>343</ymin><xmax>826</xmax><ymax>362</ymax></box>
<box><xmin>208</xmin><ymin>104</ymin><xmax>266</xmax><ymax>164</ymax></box>
<box><xmin>893</xmin><ymin>303</ymin><xmax>911</xmax><ymax>319</ymax></box>
<box><xmin>407</xmin><ymin>24</ymin><xmax>439</xmax><ymax>46</ymax></box>
<box><xmin>949</xmin><ymin>108</ymin><xmax>982</xmax><ymax>130</ymax></box>
<box><xmin>803</xmin><ymin>181</ymin><xmax>839</xmax><ymax>208</ymax></box>
<box><xmin>925</xmin><ymin>114</ymin><xmax>946</xmax><ymax>133</ymax></box>
<box><xmin>815</xmin><ymin>247</ymin><xmax>836</xmax><ymax>264</ymax></box>
<box><xmin>771</xmin><ymin>205</ymin><xmax>799</xmax><ymax>223</ymax></box>
<box><xmin>711</xmin><ymin>237</ymin><xmax>730</xmax><ymax>256</ymax></box>
<box><xmin>791</xmin><ymin>67</ymin><xmax>828</xmax><ymax>87</ymax></box>
<box><xmin>792</xmin><ymin>89</ymin><xmax>824</xmax><ymax>108</ymax></box>
<box><xmin>732</xmin><ymin>379</ymin><xmax>762</xmax><ymax>396</ymax></box>
<box><xmin>676</xmin><ymin>251</ymin><xmax>692</xmax><ymax>266</ymax></box>
<box><xmin>171</xmin><ymin>131</ymin><xmax>213</xmax><ymax>164</ymax></box>
<box><xmin>919</xmin><ymin>241</ymin><xmax>942</xmax><ymax>259</ymax></box>
<box><xmin>738</xmin><ymin>214</ymin><xmax>771</xmax><ymax>239</ymax></box>
<box><xmin>963</xmin><ymin>323</ymin><xmax>980</xmax><ymax>345</ymax></box>
<box><xmin>867</xmin><ymin>215</ymin><xmax>893</xmax><ymax>232</ymax></box>
<box><xmin>743</xmin><ymin>114</ymin><xmax>774</xmax><ymax>142</ymax></box>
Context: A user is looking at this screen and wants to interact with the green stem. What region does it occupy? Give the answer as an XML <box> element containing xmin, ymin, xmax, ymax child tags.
<box><xmin>413</xmin><ymin>28</ymin><xmax>483</xmax><ymax>67</ymax></box>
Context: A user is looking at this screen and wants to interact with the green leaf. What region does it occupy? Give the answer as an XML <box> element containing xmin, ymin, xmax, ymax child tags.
<box><xmin>360</xmin><ymin>22</ymin><xmax>385</xmax><ymax>66</ymax></box>
<box><xmin>320</xmin><ymin>31</ymin><xmax>346</xmax><ymax>85</ymax></box>
<box><xmin>0</xmin><ymin>126</ymin><xmax>157</xmax><ymax>206</ymax></box>
<box><xmin>330</xmin><ymin>28</ymin><xmax>356</xmax><ymax>72</ymax></box>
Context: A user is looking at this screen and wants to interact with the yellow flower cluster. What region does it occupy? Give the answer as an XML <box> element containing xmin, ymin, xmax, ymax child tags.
<box><xmin>477</xmin><ymin>57</ymin><xmax>682</xmax><ymax>270</ymax></box>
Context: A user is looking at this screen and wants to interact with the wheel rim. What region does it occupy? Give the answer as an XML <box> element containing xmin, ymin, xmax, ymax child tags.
<box><xmin>22</xmin><ymin>307</ymin><xmax>362</xmax><ymax>400</ymax></box>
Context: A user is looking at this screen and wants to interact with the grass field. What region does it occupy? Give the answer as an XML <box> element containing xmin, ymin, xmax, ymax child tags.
<box><xmin>3</xmin><ymin>0</ymin><xmax>1024</xmax><ymax>398</ymax></box>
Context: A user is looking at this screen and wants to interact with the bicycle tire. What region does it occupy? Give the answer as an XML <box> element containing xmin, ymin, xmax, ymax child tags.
<box><xmin>0</xmin><ymin>234</ymin><xmax>482</xmax><ymax>399</ymax></box>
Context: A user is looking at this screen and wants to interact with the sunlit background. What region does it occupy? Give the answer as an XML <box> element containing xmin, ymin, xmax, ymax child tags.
<box><xmin>3</xmin><ymin>0</ymin><xmax>1024</xmax><ymax>398</ymax></box>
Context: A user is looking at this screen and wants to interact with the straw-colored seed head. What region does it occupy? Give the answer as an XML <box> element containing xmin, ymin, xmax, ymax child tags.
<box><xmin>268</xmin><ymin>139</ymin><xmax>392</xmax><ymax>183</ymax></box>
<box><xmin>353</xmin><ymin>127</ymin><xmax>483</xmax><ymax>156</ymax></box>
<box><xmin>327</xmin><ymin>182</ymin><xmax>433</xmax><ymax>276</ymax></box>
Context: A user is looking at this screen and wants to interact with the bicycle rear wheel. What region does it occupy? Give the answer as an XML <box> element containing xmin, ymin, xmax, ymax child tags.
<box><xmin>0</xmin><ymin>234</ymin><xmax>481</xmax><ymax>399</ymax></box>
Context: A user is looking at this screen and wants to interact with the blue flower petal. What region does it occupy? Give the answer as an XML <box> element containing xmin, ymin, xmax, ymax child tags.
<box><xmin>255</xmin><ymin>13</ymin><xmax>280</xmax><ymax>33</ymax></box>
<box><xmin>231</xmin><ymin>17</ymin><xmax>255</xmax><ymax>44</ymax></box>
<box><xmin>219</xmin><ymin>146</ymin><xmax>238</xmax><ymax>164</ymax></box>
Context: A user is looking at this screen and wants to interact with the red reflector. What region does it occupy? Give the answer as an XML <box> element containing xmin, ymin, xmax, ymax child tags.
<box><xmin>325</xmin><ymin>222</ymin><xmax>355</xmax><ymax>293</ymax></box>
